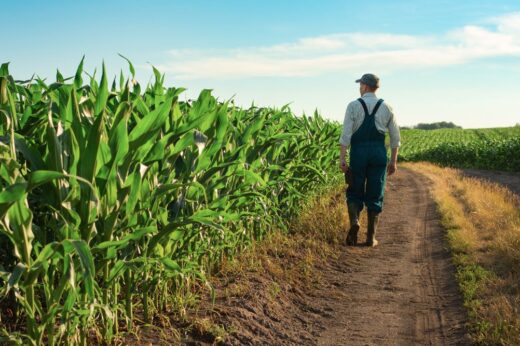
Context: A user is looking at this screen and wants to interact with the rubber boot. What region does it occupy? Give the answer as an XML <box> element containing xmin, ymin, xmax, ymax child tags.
<box><xmin>366</xmin><ymin>210</ymin><xmax>380</xmax><ymax>247</ymax></box>
<box><xmin>346</xmin><ymin>203</ymin><xmax>361</xmax><ymax>246</ymax></box>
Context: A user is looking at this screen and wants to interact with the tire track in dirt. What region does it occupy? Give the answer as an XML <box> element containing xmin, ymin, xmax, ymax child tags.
<box><xmin>315</xmin><ymin>167</ymin><xmax>467</xmax><ymax>345</ymax></box>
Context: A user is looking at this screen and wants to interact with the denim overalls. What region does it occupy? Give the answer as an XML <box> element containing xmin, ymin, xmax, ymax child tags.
<box><xmin>346</xmin><ymin>98</ymin><xmax>388</xmax><ymax>213</ymax></box>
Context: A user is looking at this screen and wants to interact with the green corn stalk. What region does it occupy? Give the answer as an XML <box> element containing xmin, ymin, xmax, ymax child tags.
<box><xmin>0</xmin><ymin>59</ymin><xmax>346</xmax><ymax>345</ymax></box>
<box><xmin>399</xmin><ymin>127</ymin><xmax>520</xmax><ymax>171</ymax></box>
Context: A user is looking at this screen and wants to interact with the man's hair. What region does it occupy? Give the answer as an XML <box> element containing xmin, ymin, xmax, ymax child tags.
<box><xmin>365</xmin><ymin>84</ymin><xmax>379</xmax><ymax>92</ymax></box>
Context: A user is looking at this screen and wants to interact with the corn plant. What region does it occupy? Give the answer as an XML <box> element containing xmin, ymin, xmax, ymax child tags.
<box><xmin>0</xmin><ymin>59</ymin><xmax>342</xmax><ymax>345</ymax></box>
<box><xmin>399</xmin><ymin>127</ymin><xmax>520</xmax><ymax>171</ymax></box>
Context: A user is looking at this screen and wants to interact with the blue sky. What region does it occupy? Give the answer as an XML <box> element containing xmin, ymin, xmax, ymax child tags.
<box><xmin>3</xmin><ymin>0</ymin><xmax>520</xmax><ymax>128</ymax></box>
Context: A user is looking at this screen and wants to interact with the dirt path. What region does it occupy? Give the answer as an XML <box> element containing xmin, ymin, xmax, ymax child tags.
<box><xmin>179</xmin><ymin>167</ymin><xmax>468</xmax><ymax>345</ymax></box>
<box><xmin>313</xmin><ymin>167</ymin><xmax>467</xmax><ymax>345</ymax></box>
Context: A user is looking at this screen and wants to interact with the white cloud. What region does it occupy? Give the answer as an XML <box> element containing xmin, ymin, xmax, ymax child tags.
<box><xmin>490</xmin><ymin>12</ymin><xmax>520</xmax><ymax>34</ymax></box>
<box><xmin>156</xmin><ymin>12</ymin><xmax>520</xmax><ymax>79</ymax></box>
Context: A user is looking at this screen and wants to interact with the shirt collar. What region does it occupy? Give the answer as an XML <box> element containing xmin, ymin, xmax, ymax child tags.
<box><xmin>362</xmin><ymin>92</ymin><xmax>376</xmax><ymax>98</ymax></box>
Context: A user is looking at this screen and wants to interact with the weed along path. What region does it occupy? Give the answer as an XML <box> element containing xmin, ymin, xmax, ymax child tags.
<box><xmin>179</xmin><ymin>167</ymin><xmax>468</xmax><ymax>345</ymax></box>
<box><xmin>314</xmin><ymin>167</ymin><xmax>467</xmax><ymax>345</ymax></box>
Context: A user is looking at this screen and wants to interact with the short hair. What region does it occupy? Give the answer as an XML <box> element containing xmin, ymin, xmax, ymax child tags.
<box><xmin>364</xmin><ymin>84</ymin><xmax>379</xmax><ymax>92</ymax></box>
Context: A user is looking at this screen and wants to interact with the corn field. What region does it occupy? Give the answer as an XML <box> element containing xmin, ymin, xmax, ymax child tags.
<box><xmin>399</xmin><ymin>127</ymin><xmax>520</xmax><ymax>171</ymax></box>
<box><xmin>0</xmin><ymin>60</ymin><xmax>342</xmax><ymax>345</ymax></box>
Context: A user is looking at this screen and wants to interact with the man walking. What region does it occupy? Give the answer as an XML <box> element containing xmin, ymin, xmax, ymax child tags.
<box><xmin>339</xmin><ymin>73</ymin><xmax>400</xmax><ymax>247</ymax></box>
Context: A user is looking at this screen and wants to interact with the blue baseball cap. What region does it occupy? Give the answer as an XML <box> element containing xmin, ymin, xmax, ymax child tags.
<box><xmin>355</xmin><ymin>73</ymin><xmax>380</xmax><ymax>88</ymax></box>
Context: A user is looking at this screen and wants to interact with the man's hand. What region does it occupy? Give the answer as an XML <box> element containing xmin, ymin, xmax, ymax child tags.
<box><xmin>387</xmin><ymin>161</ymin><xmax>397</xmax><ymax>175</ymax></box>
<box><xmin>340</xmin><ymin>160</ymin><xmax>349</xmax><ymax>173</ymax></box>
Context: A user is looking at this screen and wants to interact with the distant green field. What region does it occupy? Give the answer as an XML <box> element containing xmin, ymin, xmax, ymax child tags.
<box><xmin>397</xmin><ymin>126</ymin><xmax>520</xmax><ymax>172</ymax></box>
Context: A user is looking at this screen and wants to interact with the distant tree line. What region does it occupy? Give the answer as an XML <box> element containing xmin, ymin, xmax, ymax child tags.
<box><xmin>410</xmin><ymin>121</ymin><xmax>462</xmax><ymax>130</ymax></box>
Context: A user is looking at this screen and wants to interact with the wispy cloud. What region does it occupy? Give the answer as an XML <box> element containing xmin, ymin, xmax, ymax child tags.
<box><xmin>156</xmin><ymin>12</ymin><xmax>520</xmax><ymax>79</ymax></box>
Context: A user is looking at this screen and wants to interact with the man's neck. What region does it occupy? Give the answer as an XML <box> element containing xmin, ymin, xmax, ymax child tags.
<box><xmin>362</xmin><ymin>92</ymin><xmax>376</xmax><ymax>97</ymax></box>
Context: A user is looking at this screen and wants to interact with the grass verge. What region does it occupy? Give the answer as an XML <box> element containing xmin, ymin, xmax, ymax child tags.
<box><xmin>405</xmin><ymin>162</ymin><xmax>520</xmax><ymax>345</ymax></box>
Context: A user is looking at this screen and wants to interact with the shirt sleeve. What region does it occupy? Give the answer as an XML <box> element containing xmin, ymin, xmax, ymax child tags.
<box><xmin>386</xmin><ymin>104</ymin><xmax>401</xmax><ymax>148</ymax></box>
<box><xmin>339</xmin><ymin>103</ymin><xmax>354</xmax><ymax>147</ymax></box>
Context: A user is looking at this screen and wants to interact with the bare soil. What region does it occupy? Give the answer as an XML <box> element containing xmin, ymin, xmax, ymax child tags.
<box><xmin>460</xmin><ymin>168</ymin><xmax>520</xmax><ymax>196</ymax></box>
<box><xmin>315</xmin><ymin>168</ymin><xmax>468</xmax><ymax>346</ymax></box>
<box><xmin>136</xmin><ymin>168</ymin><xmax>469</xmax><ymax>345</ymax></box>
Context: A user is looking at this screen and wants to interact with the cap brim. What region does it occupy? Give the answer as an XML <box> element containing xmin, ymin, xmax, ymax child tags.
<box><xmin>355</xmin><ymin>79</ymin><xmax>361</xmax><ymax>83</ymax></box>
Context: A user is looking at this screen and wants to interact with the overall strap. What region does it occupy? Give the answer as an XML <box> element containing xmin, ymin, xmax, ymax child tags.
<box><xmin>357</xmin><ymin>98</ymin><xmax>369</xmax><ymax>116</ymax></box>
<box><xmin>371</xmin><ymin>99</ymin><xmax>384</xmax><ymax>116</ymax></box>
<box><xmin>357</xmin><ymin>98</ymin><xmax>385</xmax><ymax>116</ymax></box>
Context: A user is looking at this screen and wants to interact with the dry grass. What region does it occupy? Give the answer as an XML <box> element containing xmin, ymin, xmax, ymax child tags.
<box><xmin>165</xmin><ymin>183</ymin><xmax>351</xmax><ymax>343</ymax></box>
<box><xmin>216</xmin><ymin>183</ymin><xmax>349</xmax><ymax>288</ymax></box>
<box><xmin>405</xmin><ymin>162</ymin><xmax>520</xmax><ymax>345</ymax></box>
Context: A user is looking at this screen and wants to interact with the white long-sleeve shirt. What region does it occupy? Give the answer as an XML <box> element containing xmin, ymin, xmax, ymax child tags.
<box><xmin>339</xmin><ymin>92</ymin><xmax>401</xmax><ymax>149</ymax></box>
